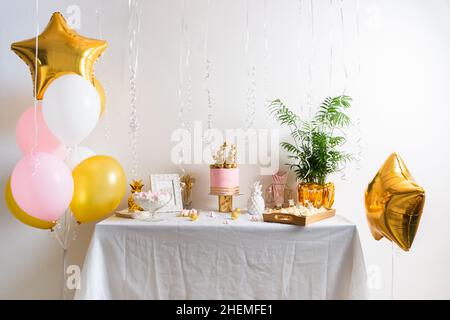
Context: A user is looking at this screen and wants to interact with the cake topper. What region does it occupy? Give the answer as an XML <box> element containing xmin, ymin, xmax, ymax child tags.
<box><xmin>211</xmin><ymin>141</ymin><xmax>237</xmax><ymax>168</ymax></box>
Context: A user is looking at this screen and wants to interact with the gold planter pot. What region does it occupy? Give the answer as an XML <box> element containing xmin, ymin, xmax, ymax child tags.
<box><xmin>297</xmin><ymin>182</ymin><xmax>335</xmax><ymax>209</ymax></box>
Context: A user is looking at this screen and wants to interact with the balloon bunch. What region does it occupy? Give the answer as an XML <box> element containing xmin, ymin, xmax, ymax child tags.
<box><xmin>6</xmin><ymin>12</ymin><xmax>126</xmax><ymax>229</ymax></box>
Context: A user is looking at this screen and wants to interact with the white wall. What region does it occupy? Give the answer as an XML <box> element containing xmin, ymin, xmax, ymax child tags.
<box><xmin>1</xmin><ymin>0</ymin><xmax>449</xmax><ymax>299</ymax></box>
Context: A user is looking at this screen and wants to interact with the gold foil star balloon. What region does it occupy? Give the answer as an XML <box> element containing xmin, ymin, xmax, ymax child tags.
<box><xmin>365</xmin><ymin>153</ymin><xmax>425</xmax><ymax>251</ymax></box>
<box><xmin>11</xmin><ymin>12</ymin><xmax>107</xmax><ymax>100</ymax></box>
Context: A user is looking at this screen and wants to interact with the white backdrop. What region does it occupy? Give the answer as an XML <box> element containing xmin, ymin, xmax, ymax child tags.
<box><xmin>1</xmin><ymin>0</ymin><xmax>449</xmax><ymax>299</ymax></box>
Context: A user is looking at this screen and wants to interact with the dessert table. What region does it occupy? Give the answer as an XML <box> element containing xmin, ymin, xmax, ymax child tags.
<box><xmin>74</xmin><ymin>212</ymin><xmax>368</xmax><ymax>300</ymax></box>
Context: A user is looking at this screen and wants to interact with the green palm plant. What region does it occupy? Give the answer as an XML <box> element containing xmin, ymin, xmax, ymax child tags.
<box><xmin>269</xmin><ymin>95</ymin><xmax>353</xmax><ymax>185</ymax></box>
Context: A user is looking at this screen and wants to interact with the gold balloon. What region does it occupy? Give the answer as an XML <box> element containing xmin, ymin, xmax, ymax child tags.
<box><xmin>365</xmin><ymin>153</ymin><xmax>425</xmax><ymax>251</ymax></box>
<box><xmin>11</xmin><ymin>12</ymin><xmax>107</xmax><ymax>99</ymax></box>
<box><xmin>71</xmin><ymin>155</ymin><xmax>126</xmax><ymax>223</ymax></box>
<box><xmin>4</xmin><ymin>178</ymin><xmax>55</xmax><ymax>230</ymax></box>
<box><xmin>93</xmin><ymin>78</ymin><xmax>106</xmax><ymax>116</ymax></box>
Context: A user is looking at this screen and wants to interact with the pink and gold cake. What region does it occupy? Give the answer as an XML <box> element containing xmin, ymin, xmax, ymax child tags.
<box><xmin>209</xmin><ymin>142</ymin><xmax>240</xmax><ymax>196</ymax></box>
<box><xmin>210</xmin><ymin>167</ymin><xmax>239</xmax><ymax>195</ymax></box>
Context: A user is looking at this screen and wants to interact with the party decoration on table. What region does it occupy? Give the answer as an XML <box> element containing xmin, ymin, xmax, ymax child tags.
<box><xmin>231</xmin><ymin>208</ymin><xmax>241</xmax><ymax>221</ymax></box>
<box><xmin>10</xmin><ymin>153</ymin><xmax>74</xmax><ymax>222</ymax></box>
<box><xmin>178</xmin><ymin>208</ymin><xmax>198</xmax><ymax>220</ymax></box>
<box><xmin>4</xmin><ymin>178</ymin><xmax>56</xmax><ymax>230</ymax></box>
<box><xmin>131</xmin><ymin>190</ymin><xmax>172</xmax><ymax>222</ymax></box>
<box><xmin>247</xmin><ymin>181</ymin><xmax>265</xmax><ymax>215</ymax></box>
<box><xmin>365</xmin><ymin>153</ymin><xmax>425</xmax><ymax>251</ymax></box>
<box><xmin>150</xmin><ymin>174</ymin><xmax>183</xmax><ymax>212</ymax></box>
<box><xmin>127</xmin><ymin>180</ymin><xmax>145</xmax><ymax>212</ymax></box>
<box><xmin>264</xmin><ymin>171</ymin><xmax>292</xmax><ymax>209</ymax></box>
<box><xmin>42</xmin><ymin>74</ymin><xmax>101</xmax><ymax>147</ymax></box>
<box><xmin>71</xmin><ymin>155</ymin><xmax>126</xmax><ymax>223</ymax></box>
<box><xmin>209</xmin><ymin>142</ymin><xmax>240</xmax><ymax>212</ymax></box>
<box><xmin>11</xmin><ymin>12</ymin><xmax>107</xmax><ymax>100</ymax></box>
<box><xmin>16</xmin><ymin>104</ymin><xmax>65</xmax><ymax>159</ymax></box>
<box><xmin>189</xmin><ymin>209</ymin><xmax>199</xmax><ymax>221</ymax></box>
<box><xmin>180</xmin><ymin>174</ymin><xmax>196</xmax><ymax>209</ymax></box>
<box><xmin>263</xmin><ymin>205</ymin><xmax>336</xmax><ymax>226</ymax></box>
<box><xmin>269</xmin><ymin>95</ymin><xmax>354</xmax><ymax>209</ymax></box>
<box><xmin>178</xmin><ymin>209</ymin><xmax>191</xmax><ymax>217</ymax></box>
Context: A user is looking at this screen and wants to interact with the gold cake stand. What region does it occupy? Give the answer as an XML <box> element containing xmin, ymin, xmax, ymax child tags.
<box><xmin>209</xmin><ymin>191</ymin><xmax>241</xmax><ymax>213</ymax></box>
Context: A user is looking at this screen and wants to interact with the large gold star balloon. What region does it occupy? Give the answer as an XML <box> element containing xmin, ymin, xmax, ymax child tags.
<box><xmin>365</xmin><ymin>153</ymin><xmax>425</xmax><ymax>251</ymax></box>
<box><xmin>11</xmin><ymin>12</ymin><xmax>107</xmax><ymax>100</ymax></box>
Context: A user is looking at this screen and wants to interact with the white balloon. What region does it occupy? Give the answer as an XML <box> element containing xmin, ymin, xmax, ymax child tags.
<box><xmin>43</xmin><ymin>74</ymin><xmax>100</xmax><ymax>146</ymax></box>
<box><xmin>65</xmin><ymin>146</ymin><xmax>96</xmax><ymax>170</ymax></box>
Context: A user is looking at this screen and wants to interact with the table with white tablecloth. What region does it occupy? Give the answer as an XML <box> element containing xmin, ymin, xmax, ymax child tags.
<box><xmin>75</xmin><ymin>212</ymin><xmax>368</xmax><ymax>300</ymax></box>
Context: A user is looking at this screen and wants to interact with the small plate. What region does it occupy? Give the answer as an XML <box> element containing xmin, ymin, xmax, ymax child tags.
<box><xmin>115</xmin><ymin>209</ymin><xmax>142</xmax><ymax>219</ymax></box>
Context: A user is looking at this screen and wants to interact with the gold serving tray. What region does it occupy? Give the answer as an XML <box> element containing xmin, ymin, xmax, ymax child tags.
<box><xmin>263</xmin><ymin>209</ymin><xmax>336</xmax><ymax>226</ymax></box>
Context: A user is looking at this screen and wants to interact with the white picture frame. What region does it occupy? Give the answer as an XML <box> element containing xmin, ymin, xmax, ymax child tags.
<box><xmin>150</xmin><ymin>174</ymin><xmax>183</xmax><ymax>212</ymax></box>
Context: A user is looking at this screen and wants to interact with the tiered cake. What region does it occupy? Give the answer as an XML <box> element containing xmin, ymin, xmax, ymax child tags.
<box><xmin>209</xmin><ymin>142</ymin><xmax>239</xmax><ymax>212</ymax></box>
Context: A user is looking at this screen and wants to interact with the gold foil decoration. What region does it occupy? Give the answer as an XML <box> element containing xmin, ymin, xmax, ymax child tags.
<box><xmin>180</xmin><ymin>174</ymin><xmax>196</xmax><ymax>209</ymax></box>
<box><xmin>128</xmin><ymin>180</ymin><xmax>144</xmax><ymax>212</ymax></box>
<box><xmin>298</xmin><ymin>182</ymin><xmax>335</xmax><ymax>209</ymax></box>
<box><xmin>211</xmin><ymin>141</ymin><xmax>237</xmax><ymax>168</ymax></box>
<box><xmin>11</xmin><ymin>12</ymin><xmax>107</xmax><ymax>99</ymax></box>
<box><xmin>365</xmin><ymin>153</ymin><xmax>425</xmax><ymax>251</ymax></box>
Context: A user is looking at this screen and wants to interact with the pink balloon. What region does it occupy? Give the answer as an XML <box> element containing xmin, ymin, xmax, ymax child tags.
<box><xmin>16</xmin><ymin>104</ymin><xmax>65</xmax><ymax>159</ymax></box>
<box><xmin>11</xmin><ymin>153</ymin><xmax>74</xmax><ymax>222</ymax></box>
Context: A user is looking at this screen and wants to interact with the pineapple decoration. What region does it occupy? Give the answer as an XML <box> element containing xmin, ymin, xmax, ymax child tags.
<box><xmin>247</xmin><ymin>181</ymin><xmax>265</xmax><ymax>215</ymax></box>
<box><xmin>127</xmin><ymin>179</ymin><xmax>145</xmax><ymax>212</ymax></box>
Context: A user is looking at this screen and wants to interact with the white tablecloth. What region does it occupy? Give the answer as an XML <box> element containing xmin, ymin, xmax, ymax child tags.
<box><xmin>75</xmin><ymin>212</ymin><xmax>368</xmax><ymax>300</ymax></box>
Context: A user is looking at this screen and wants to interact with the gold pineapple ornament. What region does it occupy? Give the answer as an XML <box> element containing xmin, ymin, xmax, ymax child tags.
<box><xmin>127</xmin><ymin>179</ymin><xmax>145</xmax><ymax>212</ymax></box>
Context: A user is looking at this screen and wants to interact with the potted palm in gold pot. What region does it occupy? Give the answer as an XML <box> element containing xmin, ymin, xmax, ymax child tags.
<box><xmin>269</xmin><ymin>95</ymin><xmax>353</xmax><ymax>209</ymax></box>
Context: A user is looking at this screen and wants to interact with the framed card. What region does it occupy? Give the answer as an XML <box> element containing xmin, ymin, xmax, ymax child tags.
<box><xmin>150</xmin><ymin>174</ymin><xmax>183</xmax><ymax>212</ymax></box>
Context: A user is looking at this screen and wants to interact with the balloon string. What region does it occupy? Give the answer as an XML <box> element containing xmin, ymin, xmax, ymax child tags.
<box><xmin>95</xmin><ymin>9</ymin><xmax>110</xmax><ymax>142</ymax></box>
<box><xmin>31</xmin><ymin>0</ymin><xmax>40</xmax><ymax>176</ymax></box>
<box><xmin>391</xmin><ymin>241</ymin><xmax>395</xmax><ymax>300</ymax></box>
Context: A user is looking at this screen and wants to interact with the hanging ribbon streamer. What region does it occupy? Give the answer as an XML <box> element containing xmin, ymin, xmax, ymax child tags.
<box><xmin>244</xmin><ymin>0</ymin><xmax>257</xmax><ymax>147</ymax></box>
<box><xmin>296</xmin><ymin>0</ymin><xmax>305</xmax><ymax>118</ymax></box>
<box><xmin>340</xmin><ymin>0</ymin><xmax>349</xmax><ymax>89</ymax></box>
<box><xmin>203</xmin><ymin>0</ymin><xmax>214</xmax><ymax>149</ymax></box>
<box><xmin>262</xmin><ymin>0</ymin><xmax>272</xmax><ymax>128</ymax></box>
<box><xmin>354</xmin><ymin>0</ymin><xmax>363</xmax><ymax>170</ymax></box>
<box><xmin>128</xmin><ymin>0</ymin><xmax>141</xmax><ymax>179</ymax></box>
<box><xmin>328</xmin><ymin>0</ymin><xmax>334</xmax><ymax>94</ymax></box>
<box><xmin>306</xmin><ymin>0</ymin><xmax>314</xmax><ymax>118</ymax></box>
<box><xmin>177</xmin><ymin>0</ymin><xmax>193</xmax><ymax>172</ymax></box>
